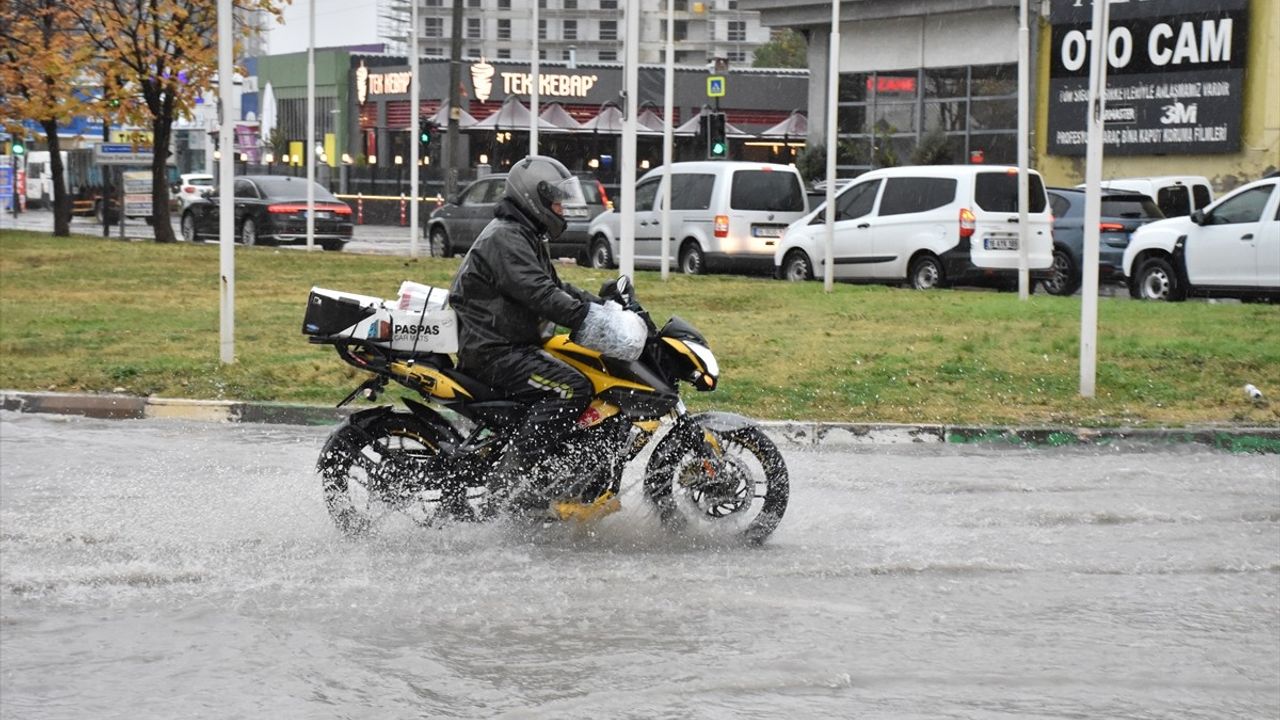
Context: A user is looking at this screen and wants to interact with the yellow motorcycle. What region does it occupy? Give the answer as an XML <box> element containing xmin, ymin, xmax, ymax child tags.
<box><xmin>303</xmin><ymin>276</ymin><xmax>789</xmax><ymax>543</ymax></box>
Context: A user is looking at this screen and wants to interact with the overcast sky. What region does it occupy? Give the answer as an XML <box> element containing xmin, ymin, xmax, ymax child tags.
<box><xmin>268</xmin><ymin>0</ymin><xmax>381</xmax><ymax>55</ymax></box>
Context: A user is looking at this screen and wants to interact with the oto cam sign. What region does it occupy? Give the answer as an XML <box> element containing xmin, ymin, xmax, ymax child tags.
<box><xmin>1047</xmin><ymin>0</ymin><xmax>1247</xmax><ymax>156</ymax></box>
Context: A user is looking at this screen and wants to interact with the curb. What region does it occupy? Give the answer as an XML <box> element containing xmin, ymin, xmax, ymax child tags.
<box><xmin>3</xmin><ymin>390</ymin><xmax>1278</xmax><ymax>453</ymax></box>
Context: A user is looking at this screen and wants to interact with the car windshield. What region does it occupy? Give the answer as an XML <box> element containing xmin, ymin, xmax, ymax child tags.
<box><xmin>252</xmin><ymin>177</ymin><xmax>337</xmax><ymax>201</ymax></box>
<box><xmin>730</xmin><ymin>170</ymin><xmax>804</xmax><ymax>212</ymax></box>
<box><xmin>1101</xmin><ymin>195</ymin><xmax>1162</xmax><ymax>219</ymax></box>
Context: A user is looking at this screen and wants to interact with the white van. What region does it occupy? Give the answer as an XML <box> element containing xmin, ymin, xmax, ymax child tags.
<box><xmin>1081</xmin><ymin>176</ymin><xmax>1213</xmax><ymax>218</ymax></box>
<box><xmin>22</xmin><ymin>151</ymin><xmax>68</xmax><ymax>208</ymax></box>
<box><xmin>585</xmin><ymin>161</ymin><xmax>809</xmax><ymax>274</ymax></box>
<box><xmin>775</xmin><ymin>165</ymin><xmax>1054</xmax><ymax>289</ymax></box>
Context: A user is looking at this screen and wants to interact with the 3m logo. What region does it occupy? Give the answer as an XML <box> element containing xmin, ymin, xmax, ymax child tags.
<box><xmin>1160</xmin><ymin>101</ymin><xmax>1198</xmax><ymax>125</ymax></box>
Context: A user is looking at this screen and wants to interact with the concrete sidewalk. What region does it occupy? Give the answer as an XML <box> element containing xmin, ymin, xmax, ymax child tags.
<box><xmin>4</xmin><ymin>389</ymin><xmax>1278</xmax><ymax>453</ymax></box>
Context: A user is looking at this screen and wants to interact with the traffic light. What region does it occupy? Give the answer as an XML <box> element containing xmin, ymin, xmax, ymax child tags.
<box><xmin>11</xmin><ymin>138</ymin><xmax>25</xmax><ymax>156</ymax></box>
<box><xmin>706</xmin><ymin>112</ymin><xmax>727</xmax><ymax>159</ymax></box>
<box><xmin>418</xmin><ymin>118</ymin><xmax>434</xmax><ymax>154</ymax></box>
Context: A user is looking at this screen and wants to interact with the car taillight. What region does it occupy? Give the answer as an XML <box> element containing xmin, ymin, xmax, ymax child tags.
<box><xmin>714</xmin><ymin>214</ymin><xmax>729</xmax><ymax>238</ymax></box>
<box><xmin>1099</xmin><ymin>222</ymin><xmax>1125</xmax><ymax>232</ymax></box>
<box><xmin>959</xmin><ymin>207</ymin><xmax>976</xmax><ymax>238</ymax></box>
<box><xmin>268</xmin><ymin>204</ymin><xmax>302</xmax><ymax>214</ymax></box>
<box><xmin>331</xmin><ymin>204</ymin><xmax>352</xmax><ymax>215</ymax></box>
<box><xmin>182</xmin><ymin>186</ymin><xmax>195</xmax><ymax>194</ymax></box>
<box><xmin>596</xmin><ymin>181</ymin><xmax>612</xmax><ymax>212</ymax></box>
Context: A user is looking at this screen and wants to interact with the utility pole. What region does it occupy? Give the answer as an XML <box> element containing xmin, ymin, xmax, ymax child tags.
<box><xmin>444</xmin><ymin>0</ymin><xmax>464</xmax><ymax>200</ymax></box>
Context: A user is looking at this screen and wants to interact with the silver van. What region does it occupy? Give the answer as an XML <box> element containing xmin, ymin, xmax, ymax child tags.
<box><xmin>585</xmin><ymin>161</ymin><xmax>809</xmax><ymax>274</ymax></box>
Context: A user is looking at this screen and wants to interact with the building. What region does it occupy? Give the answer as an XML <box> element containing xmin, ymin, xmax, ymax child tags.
<box><xmin>741</xmin><ymin>0</ymin><xmax>1279</xmax><ymax>190</ymax></box>
<box><xmin>381</xmin><ymin>0</ymin><xmax>774</xmax><ymax>67</ymax></box>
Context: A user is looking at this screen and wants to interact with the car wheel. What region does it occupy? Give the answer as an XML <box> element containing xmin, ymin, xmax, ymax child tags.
<box><xmin>590</xmin><ymin>236</ymin><xmax>614</xmax><ymax>269</ymax></box>
<box><xmin>908</xmin><ymin>254</ymin><xmax>945</xmax><ymax>290</ymax></box>
<box><xmin>181</xmin><ymin>212</ymin><xmax>197</xmax><ymax>242</ymax></box>
<box><xmin>429</xmin><ymin>226</ymin><xmax>453</xmax><ymax>258</ymax></box>
<box><xmin>1042</xmin><ymin>249</ymin><xmax>1081</xmax><ymax>296</ymax></box>
<box><xmin>679</xmin><ymin>242</ymin><xmax>705</xmax><ymax>275</ymax></box>
<box><xmin>241</xmin><ymin>218</ymin><xmax>257</xmax><ymax>246</ymax></box>
<box><xmin>320</xmin><ymin>239</ymin><xmax>344</xmax><ymax>252</ymax></box>
<box><xmin>781</xmin><ymin>250</ymin><xmax>813</xmax><ymax>281</ymax></box>
<box><xmin>1134</xmin><ymin>257</ymin><xmax>1184</xmax><ymax>301</ymax></box>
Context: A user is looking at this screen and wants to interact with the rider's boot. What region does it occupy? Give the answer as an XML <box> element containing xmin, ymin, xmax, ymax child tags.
<box><xmin>481</xmin><ymin>448</ymin><xmax>548</xmax><ymax>519</ymax></box>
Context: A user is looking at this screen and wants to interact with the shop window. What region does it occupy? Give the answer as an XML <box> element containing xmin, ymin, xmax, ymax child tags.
<box><xmin>970</xmin><ymin>64</ymin><xmax>1016</xmax><ymax>96</ymax></box>
<box><xmin>924</xmin><ymin>67</ymin><xmax>966</xmax><ymax>98</ymax></box>
<box><xmin>600</xmin><ymin>20</ymin><xmax>617</xmax><ymax>40</ymax></box>
<box><xmin>873</xmin><ymin>102</ymin><xmax>915</xmax><ymax>134</ymax></box>
<box><xmin>924</xmin><ymin>100</ymin><xmax>966</xmax><ymax>132</ymax></box>
<box><xmin>871</xmin><ymin>72</ymin><xmax>918</xmax><ymax>100</ymax></box>
<box><xmin>836</xmin><ymin>105</ymin><xmax>867</xmax><ymax>134</ymax></box>
<box><xmin>727</xmin><ymin>21</ymin><xmax>746</xmax><ymax>42</ymax></box>
<box><xmin>497</xmin><ymin>19</ymin><xmax>511</xmax><ymax>40</ymax></box>
<box><xmin>968</xmin><ymin>134</ymin><xmax>1018</xmax><ymax>166</ymax></box>
<box><xmin>564</xmin><ymin>20</ymin><xmax>578</xmax><ymax>41</ymax></box>
<box><xmin>837</xmin><ymin>73</ymin><xmax>869</xmax><ymax>103</ymax></box>
<box><xmin>969</xmin><ymin>99</ymin><xmax>1016</xmax><ymax>132</ymax></box>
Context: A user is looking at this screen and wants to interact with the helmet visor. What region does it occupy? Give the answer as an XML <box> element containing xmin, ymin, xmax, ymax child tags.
<box><xmin>542</xmin><ymin>175</ymin><xmax>587</xmax><ymax>208</ymax></box>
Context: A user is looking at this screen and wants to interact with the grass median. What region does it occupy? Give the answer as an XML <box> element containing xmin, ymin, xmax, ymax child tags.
<box><xmin>2</xmin><ymin>229</ymin><xmax>1277</xmax><ymax>428</ymax></box>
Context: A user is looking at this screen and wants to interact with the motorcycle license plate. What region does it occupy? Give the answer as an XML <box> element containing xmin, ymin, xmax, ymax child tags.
<box><xmin>984</xmin><ymin>235</ymin><xmax>1018</xmax><ymax>250</ymax></box>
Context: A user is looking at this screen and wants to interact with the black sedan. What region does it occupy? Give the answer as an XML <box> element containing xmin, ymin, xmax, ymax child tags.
<box><xmin>1044</xmin><ymin>188</ymin><xmax>1164</xmax><ymax>295</ymax></box>
<box><xmin>180</xmin><ymin>175</ymin><xmax>354</xmax><ymax>251</ymax></box>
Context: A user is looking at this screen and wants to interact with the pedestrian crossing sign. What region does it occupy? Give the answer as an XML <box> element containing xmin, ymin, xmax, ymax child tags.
<box><xmin>707</xmin><ymin>76</ymin><xmax>725</xmax><ymax>98</ymax></box>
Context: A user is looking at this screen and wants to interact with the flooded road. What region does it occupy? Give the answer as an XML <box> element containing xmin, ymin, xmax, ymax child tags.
<box><xmin>2</xmin><ymin>411</ymin><xmax>1277</xmax><ymax>718</ymax></box>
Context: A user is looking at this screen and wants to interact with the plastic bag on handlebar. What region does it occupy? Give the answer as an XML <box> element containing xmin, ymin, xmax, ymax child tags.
<box><xmin>571</xmin><ymin>301</ymin><xmax>647</xmax><ymax>361</ymax></box>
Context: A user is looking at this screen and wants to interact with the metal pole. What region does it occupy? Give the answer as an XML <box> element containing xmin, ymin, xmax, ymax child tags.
<box><xmin>1080</xmin><ymin>0</ymin><xmax>1110</xmax><ymax>397</ymax></box>
<box><xmin>1017</xmin><ymin>0</ymin><xmax>1030</xmax><ymax>299</ymax></box>
<box><xmin>305</xmin><ymin>0</ymin><xmax>316</xmax><ymax>251</ymax></box>
<box><xmin>619</xmin><ymin>0</ymin><xmax>639</xmax><ymax>279</ymax></box>
<box><xmin>444</xmin><ymin>0</ymin><xmax>463</xmax><ymax>199</ymax></box>
<box><xmin>217</xmin><ymin>0</ymin><xmax>235</xmax><ymax>363</ymax></box>
<box><xmin>530</xmin><ymin>0</ymin><xmax>539</xmax><ymax>155</ymax></box>
<box><xmin>660</xmin><ymin>0</ymin><xmax>674</xmax><ymax>280</ymax></box>
<box><xmin>409</xmin><ymin>0</ymin><xmax>420</xmax><ymax>258</ymax></box>
<box><xmin>823</xmin><ymin>0</ymin><xmax>840</xmax><ymax>293</ymax></box>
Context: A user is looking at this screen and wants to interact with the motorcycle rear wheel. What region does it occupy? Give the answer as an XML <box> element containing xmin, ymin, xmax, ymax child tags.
<box><xmin>318</xmin><ymin>412</ymin><xmax>468</xmax><ymax>534</ymax></box>
<box><xmin>644</xmin><ymin>421</ymin><xmax>789</xmax><ymax>544</ymax></box>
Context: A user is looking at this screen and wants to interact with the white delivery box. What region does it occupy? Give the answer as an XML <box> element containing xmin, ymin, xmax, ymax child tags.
<box><xmin>304</xmin><ymin>282</ymin><xmax>458</xmax><ymax>354</ymax></box>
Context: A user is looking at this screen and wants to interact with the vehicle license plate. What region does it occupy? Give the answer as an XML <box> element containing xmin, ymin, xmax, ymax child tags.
<box><xmin>562</xmin><ymin>207</ymin><xmax>588</xmax><ymax>218</ymax></box>
<box><xmin>752</xmin><ymin>225</ymin><xmax>784</xmax><ymax>238</ymax></box>
<box><xmin>984</xmin><ymin>235</ymin><xmax>1018</xmax><ymax>250</ymax></box>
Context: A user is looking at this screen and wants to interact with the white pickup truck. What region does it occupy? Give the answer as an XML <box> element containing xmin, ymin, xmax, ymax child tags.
<box><xmin>1123</xmin><ymin>176</ymin><xmax>1280</xmax><ymax>302</ymax></box>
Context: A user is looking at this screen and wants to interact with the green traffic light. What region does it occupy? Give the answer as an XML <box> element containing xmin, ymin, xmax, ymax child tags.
<box><xmin>12</xmin><ymin>141</ymin><xmax>25</xmax><ymax>156</ymax></box>
<box><xmin>711</xmin><ymin>141</ymin><xmax>725</xmax><ymax>156</ymax></box>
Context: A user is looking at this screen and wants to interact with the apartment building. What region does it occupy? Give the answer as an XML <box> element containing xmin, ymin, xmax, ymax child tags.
<box><xmin>380</xmin><ymin>0</ymin><xmax>774</xmax><ymax>67</ymax></box>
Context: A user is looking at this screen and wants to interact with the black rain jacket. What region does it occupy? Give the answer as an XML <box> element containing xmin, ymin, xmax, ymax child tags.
<box><xmin>449</xmin><ymin>197</ymin><xmax>596</xmax><ymax>370</ymax></box>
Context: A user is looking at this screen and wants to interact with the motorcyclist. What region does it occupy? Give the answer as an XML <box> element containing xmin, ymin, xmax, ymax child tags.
<box><xmin>447</xmin><ymin>155</ymin><xmax>604</xmax><ymax>512</ymax></box>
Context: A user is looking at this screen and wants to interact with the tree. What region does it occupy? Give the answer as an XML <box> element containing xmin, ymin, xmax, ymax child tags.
<box><xmin>0</xmin><ymin>0</ymin><xmax>95</xmax><ymax>236</ymax></box>
<box><xmin>752</xmin><ymin>29</ymin><xmax>807</xmax><ymax>69</ymax></box>
<box><xmin>78</xmin><ymin>0</ymin><xmax>286</xmax><ymax>242</ymax></box>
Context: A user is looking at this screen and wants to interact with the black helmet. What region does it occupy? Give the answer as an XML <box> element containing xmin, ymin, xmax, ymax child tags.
<box><xmin>503</xmin><ymin>155</ymin><xmax>586</xmax><ymax>239</ymax></box>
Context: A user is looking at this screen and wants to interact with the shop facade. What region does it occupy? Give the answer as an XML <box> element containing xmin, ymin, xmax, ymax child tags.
<box><xmin>742</xmin><ymin>0</ymin><xmax>1279</xmax><ymax>190</ymax></box>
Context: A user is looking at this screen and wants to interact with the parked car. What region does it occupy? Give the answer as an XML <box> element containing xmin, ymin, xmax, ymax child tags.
<box><xmin>1043</xmin><ymin>188</ymin><xmax>1164</xmax><ymax>296</ymax></box>
<box><xmin>426</xmin><ymin>174</ymin><xmax>606</xmax><ymax>263</ymax></box>
<box><xmin>179</xmin><ymin>175</ymin><xmax>353</xmax><ymax>251</ymax></box>
<box><xmin>1078</xmin><ymin>176</ymin><xmax>1213</xmax><ymax>218</ymax></box>
<box><xmin>1123</xmin><ymin>176</ymin><xmax>1280</xmax><ymax>301</ymax></box>
<box><xmin>586</xmin><ymin>161</ymin><xmax>809</xmax><ymax>274</ymax></box>
<box><xmin>173</xmin><ymin>173</ymin><xmax>214</xmax><ymax>210</ymax></box>
<box><xmin>775</xmin><ymin>165</ymin><xmax>1053</xmax><ymax>290</ymax></box>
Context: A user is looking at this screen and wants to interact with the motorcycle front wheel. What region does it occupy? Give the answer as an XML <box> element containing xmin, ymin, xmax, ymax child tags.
<box><xmin>318</xmin><ymin>410</ymin><xmax>469</xmax><ymax>534</ymax></box>
<box><xmin>643</xmin><ymin>419</ymin><xmax>789</xmax><ymax>544</ymax></box>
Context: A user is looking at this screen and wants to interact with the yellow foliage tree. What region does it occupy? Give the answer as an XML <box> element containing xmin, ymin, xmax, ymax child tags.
<box><xmin>0</xmin><ymin>0</ymin><xmax>96</xmax><ymax>236</ymax></box>
<box><xmin>79</xmin><ymin>0</ymin><xmax>287</xmax><ymax>242</ymax></box>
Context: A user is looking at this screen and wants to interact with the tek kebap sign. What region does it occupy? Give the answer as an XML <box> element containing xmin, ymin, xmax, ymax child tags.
<box><xmin>1048</xmin><ymin>0</ymin><xmax>1247</xmax><ymax>156</ymax></box>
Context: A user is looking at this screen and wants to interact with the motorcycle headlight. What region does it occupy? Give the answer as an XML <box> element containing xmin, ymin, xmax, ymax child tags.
<box><xmin>684</xmin><ymin>340</ymin><xmax>719</xmax><ymax>379</ymax></box>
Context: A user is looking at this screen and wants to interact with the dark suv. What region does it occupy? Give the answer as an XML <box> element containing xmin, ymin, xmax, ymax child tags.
<box><xmin>1044</xmin><ymin>188</ymin><xmax>1164</xmax><ymax>296</ymax></box>
<box><xmin>426</xmin><ymin>174</ymin><xmax>609</xmax><ymax>263</ymax></box>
